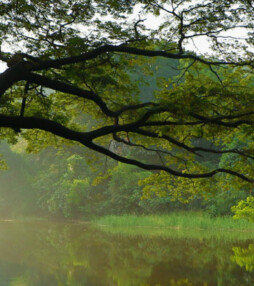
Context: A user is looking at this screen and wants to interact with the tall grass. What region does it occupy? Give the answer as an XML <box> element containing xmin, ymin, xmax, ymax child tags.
<box><xmin>92</xmin><ymin>212</ymin><xmax>254</xmax><ymax>231</ymax></box>
<box><xmin>91</xmin><ymin>212</ymin><xmax>254</xmax><ymax>241</ymax></box>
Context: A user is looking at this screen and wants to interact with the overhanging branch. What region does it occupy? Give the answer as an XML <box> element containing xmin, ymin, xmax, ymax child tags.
<box><xmin>0</xmin><ymin>114</ymin><xmax>88</xmax><ymax>143</ymax></box>
<box><xmin>26</xmin><ymin>73</ymin><xmax>117</xmax><ymax>117</ymax></box>
<box><xmin>30</xmin><ymin>44</ymin><xmax>254</xmax><ymax>72</ymax></box>
<box><xmin>0</xmin><ymin>114</ymin><xmax>252</xmax><ymax>182</ymax></box>
<box><xmin>85</xmin><ymin>141</ymin><xmax>253</xmax><ymax>182</ymax></box>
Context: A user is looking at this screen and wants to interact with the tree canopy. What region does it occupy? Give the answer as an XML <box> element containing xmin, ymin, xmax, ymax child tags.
<box><xmin>0</xmin><ymin>0</ymin><xmax>253</xmax><ymax>185</ymax></box>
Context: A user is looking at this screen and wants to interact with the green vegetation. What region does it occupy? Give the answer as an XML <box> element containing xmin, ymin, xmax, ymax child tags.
<box><xmin>93</xmin><ymin>223</ymin><xmax>254</xmax><ymax>242</ymax></box>
<box><xmin>0</xmin><ymin>0</ymin><xmax>253</xmax><ymax>228</ymax></box>
<box><xmin>232</xmin><ymin>244</ymin><xmax>254</xmax><ymax>272</ymax></box>
<box><xmin>232</xmin><ymin>196</ymin><xmax>254</xmax><ymax>223</ymax></box>
<box><xmin>92</xmin><ymin>213</ymin><xmax>254</xmax><ymax>231</ymax></box>
<box><xmin>0</xmin><ymin>141</ymin><xmax>252</xmax><ymax>220</ymax></box>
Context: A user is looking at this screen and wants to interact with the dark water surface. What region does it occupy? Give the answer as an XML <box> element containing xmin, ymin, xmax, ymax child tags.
<box><xmin>0</xmin><ymin>221</ymin><xmax>253</xmax><ymax>285</ymax></box>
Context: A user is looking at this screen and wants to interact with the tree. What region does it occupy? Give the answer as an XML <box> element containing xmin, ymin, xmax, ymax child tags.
<box><xmin>0</xmin><ymin>0</ymin><xmax>253</xmax><ymax>185</ymax></box>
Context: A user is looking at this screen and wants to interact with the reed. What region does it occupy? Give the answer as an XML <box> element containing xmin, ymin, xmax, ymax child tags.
<box><xmin>92</xmin><ymin>212</ymin><xmax>254</xmax><ymax>231</ymax></box>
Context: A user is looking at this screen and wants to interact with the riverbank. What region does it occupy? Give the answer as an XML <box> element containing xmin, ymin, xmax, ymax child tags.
<box><xmin>2</xmin><ymin>212</ymin><xmax>254</xmax><ymax>231</ymax></box>
<box><xmin>0</xmin><ymin>212</ymin><xmax>254</xmax><ymax>240</ymax></box>
<box><xmin>91</xmin><ymin>212</ymin><xmax>254</xmax><ymax>231</ymax></box>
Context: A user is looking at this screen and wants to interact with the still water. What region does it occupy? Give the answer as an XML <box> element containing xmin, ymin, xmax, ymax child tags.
<box><xmin>0</xmin><ymin>221</ymin><xmax>253</xmax><ymax>286</ymax></box>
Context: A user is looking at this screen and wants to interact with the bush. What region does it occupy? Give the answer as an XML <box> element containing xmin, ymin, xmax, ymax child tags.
<box><xmin>232</xmin><ymin>196</ymin><xmax>254</xmax><ymax>222</ymax></box>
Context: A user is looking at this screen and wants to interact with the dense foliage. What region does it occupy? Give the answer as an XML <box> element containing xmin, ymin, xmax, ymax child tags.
<box><xmin>0</xmin><ymin>141</ymin><xmax>249</xmax><ymax>218</ymax></box>
<box><xmin>0</xmin><ymin>1</ymin><xmax>253</xmax><ymax>215</ymax></box>
<box><xmin>232</xmin><ymin>196</ymin><xmax>254</xmax><ymax>222</ymax></box>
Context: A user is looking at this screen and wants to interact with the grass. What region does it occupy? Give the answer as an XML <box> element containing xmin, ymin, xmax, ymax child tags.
<box><xmin>91</xmin><ymin>212</ymin><xmax>254</xmax><ymax>240</ymax></box>
<box><xmin>92</xmin><ymin>212</ymin><xmax>254</xmax><ymax>230</ymax></box>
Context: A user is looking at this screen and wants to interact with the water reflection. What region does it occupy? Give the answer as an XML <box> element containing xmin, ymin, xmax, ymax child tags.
<box><xmin>0</xmin><ymin>221</ymin><xmax>253</xmax><ymax>285</ymax></box>
<box><xmin>231</xmin><ymin>244</ymin><xmax>254</xmax><ymax>272</ymax></box>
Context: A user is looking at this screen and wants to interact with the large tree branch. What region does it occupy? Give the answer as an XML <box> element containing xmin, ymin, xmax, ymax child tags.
<box><xmin>142</xmin><ymin>111</ymin><xmax>254</xmax><ymax>127</ymax></box>
<box><xmin>130</xmin><ymin>128</ymin><xmax>254</xmax><ymax>160</ymax></box>
<box><xmin>26</xmin><ymin>73</ymin><xmax>117</xmax><ymax>117</ymax></box>
<box><xmin>0</xmin><ymin>114</ymin><xmax>89</xmax><ymax>143</ymax></box>
<box><xmin>79</xmin><ymin>116</ymin><xmax>254</xmax><ymax>160</ymax></box>
<box><xmin>113</xmin><ymin>132</ymin><xmax>254</xmax><ymax>161</ymax></box>
<box><xmin>192</xmin><ymin>147</ymin><xmax>254</xmax><ymax>160</ymax></box>
<box><xmin>0</xmin><ymin>61</ymin><xmax>29</xmax><ymax>96</ymax></box>
<box><xmin>30</xmin><ymin>44</ymin><xmax>253</xmax><ymax>72</ymax></box>
<box><xmin>85</xmin><ymin>141</ymin><xmax>253</xmax><ymax>182</ymax></box>
<box><xmin>0</xmin><ymin>114</ymin><xmax>252</xmax><ymax>182</ymax></box>
<box><xmin>189</xmin><ymin>112</ymin><xmax>254</xmax><ymax>127</ymax></box>
<box><xmin>26</xmin><ymin>73</ymin><xmax>161</xmax><ymax>118</ymax></box>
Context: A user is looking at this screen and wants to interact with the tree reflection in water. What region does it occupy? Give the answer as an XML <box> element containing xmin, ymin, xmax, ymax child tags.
<box><xmin>231</xmin><ymin>244</ymin><xmax>254</xmax><ymax>273</ymax></box>
<box><xmin>0</xmin><ymin>222</ymin><xmax>252</xmax><ymax>286</ymax></box>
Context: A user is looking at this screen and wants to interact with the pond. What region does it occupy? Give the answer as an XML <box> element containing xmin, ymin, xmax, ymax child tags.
<box><xmin>0</xmin><ymin>221</ymin><xmax>253</xmax><ymax>285</ymax></box>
